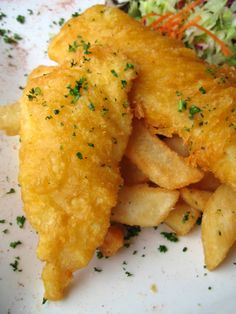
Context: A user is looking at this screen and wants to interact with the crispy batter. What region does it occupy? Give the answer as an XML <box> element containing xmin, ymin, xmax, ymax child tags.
<box><xmin>48</xmin><ymin>5</ymin><xmax>236</xmax><ymax>190</ymax></box>
<box><xmin>19</xmin><ymin>47</ymin><xmax>136</xmax><ymax>300</ymax></box>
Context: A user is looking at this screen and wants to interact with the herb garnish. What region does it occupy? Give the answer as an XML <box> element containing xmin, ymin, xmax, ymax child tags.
<box><xmin>10</xmin><ymin>257</ymin><xmax>22</xmax><ymax>272</ymax></box>
<box><xmin>199</xmin><ymin>86</ymin><xmax>206</xmax><ymax>94</ymax></box>
<box><xmin>94</xmin><ymin>267</ymin><xmax>102</xmax><ymax>272</ymax></box>
<box><xmin>27</xmin><ymin>87</ymin><xmax>41</xmax><ymax>101</ymax></box>
<box><xmin>88</xmin><ymin>143</ymin><xmax>94</xmax><ymax>148</ymax></box>
<box><xmin>67</xmin><ymin>78</ymin><xmax>87</xmax><ymax>104</ymax></box>
<box><xmin>111</xmin><ymin>69</ymin><xmax>118</xmax><ymax>77</ymax></box>
<box><xmin>58</xmin><ymin>18</ymin><xmax>65</xmax><ymax>26</ymax></box>
<box><xmin>124</xmin><ymin>63</ymin><xmax>134</xmax><ymax>71</ymax></box>
<box><xmin>16</xmin><ymin>216</ymin><xmax>26</xmax><ymax>229</ymax></box>
<box><xmin>124</xmin><ymin>225</ymin><xmax>141</xmax><ymax>240</ymax></box>
<box><xmin>76</xmin><ymin>152</ymin><xmax>83</xmax><ymax>160</ymax></box>
<box><xmin>0</xmin><ymin>219</ymin><xmax>6</xmax><ymax>223</ymax></box>
<box><xmin>16</xmin><ymin>15</ymin><xmax>25</xmax><ymax>24</ymax></box>
<box><xmin>161</xmin><ymin>232</ymin><xmax>179</xmax><ymax>242</ymax></box>
<box><xmin>183</xmin><ymin>247</ymin><xmax>188</xmax><ymax>252</ymax></box>
<box><xmin>182</xmin><ymin>211</ymin><xmax>190</xmax><ymax>223</ymax></box>
<box><xmin>10</xmin><ymin>241</ymin><xmax>22</xmax><ymax>248</ymax></box>
<box><xmin>178</xmin><ymin>99</ymin><xmax>187</xmax><ymax>112</ymax></box>
<box><xmin>42</xmin><ymin>298</ymin><xmax>48</xmax><ymax>304</ymax></box>
<box><xmin>125</xmin><ymin>271</ymin><xmax>133</xmax><ymax>277</ymax></box>
<box><xmin>6</xmin><ymin>188</ymin><xmax>15</xmax><ymax>194</ymax></box>
<box><xmin>88</xmin><ymin>102</ymin><xmax>95</xmax><ymax>111</ymax></box>
<box><xmin>189</xmin><ymin>105</ymin><xmax>201</xmax><ymax>119</ymax></box>
<box><xmin>68</xmin><ymin>41</ymin><xmax>79</xmax><ymax>52</ymax></box>
<box><xmin>121</xmin><ymin>80</ymin><xmax>127</xmax><ymax>88</ymax></box>
<box><xmin>158</xmin><ymin>245</ymin><xmax>168</xmax><ymax>253</ymax></box>
<box><xmin>96</xmin><ymin>250</ymin><xmax>103</xmax><ymax>259</ymax></box>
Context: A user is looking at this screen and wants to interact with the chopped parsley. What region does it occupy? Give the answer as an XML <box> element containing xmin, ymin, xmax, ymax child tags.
<box><xmin>161</xmin><ymin>232</ymin><xmax>179</xmax><ymax>242</ymax></box>
<box><xmin>68</xmin><ymin>41</ymin><xmax>79</xmax><ymax>52</ymax></box>
<box><xmin>0</xmin><ymin>219</ymin><xmax>6</xmax><ymax>223</ymax></box>
<box><xmin>67</xmin><ymin>78</ymin><xmax>87</xmax><ymax>104</ymax></box>
<box><xmin>158</xmin><ymin>245</ymin><xmax>168</xmax><ymax>253</ymax></box>
<box><xmin>72</xmin><ymin>12</ymin><xmax>80</xmax><ymax>17</ymax></box>
<box><xmin>58</xmin><ymin>18</ymin><xmax>65</xmax><ymax>26</ymax></box>
<box><xmin>125</xmin><ymin>63</ymin><xmax>134</xmax><ymax>71</ymax></box>
<box><xmin>182</xmin><ymin>211</ymin><xmax>190</xmax><ymax>223</ymax></box>
<box><xmin>70</xmin><ymin>59</ymin><xmax>77</xmax><ymax>67</ymax></box>
<box><xmin>125</xmin><ymin>271</ymin><xmax>133</xmax><ymax>277</ymax></box>
<box><xmin>121</xmin><ymin>80</ymin><xmax>127</xmax><ymax>89</ymax></box>
<box><xmin>16</xmin><ymin>15</ymin><xmax>25</xmax><ymax>24</ymax></box>
<box><xmin>10</xmin><ymin>257</ymin><xmax>22</xmax><ymax>272</ymax></box>
<box><xmin>42</xmin><ymin>298</ymin><xmax>48</xmax><ymax>305</ymax></box>
<box><xmin>53</xmin><ymin>109</ymin><xmax>60</xmax><ymax>115</ymax></box>
<box><xmin>3</xmin><ymin>229</ymin><xmax>8</xmax><ymax>234</ymax></box>
<box><xmin>27</xmin><ymin>9</ymin><xmax>33</xmax><ymax>15</ymax></box>
<box><xmin>94</xmin><ymin>267</ymin><xmax>102</xmax><ymax>272</ymax></box>
<box><xmin>183</xmin><ymin>247</ymin><xmax>188</xmax><ymax>252</ymax></box>
<box><xmin>88</xmin><ymin>102</ymin><xmax>95</xmax><ymax>111</ymax></box>
<box><xmin>208</xmin><ymin>286</ymin><xmax>212</xmax><ymax>290</ymax></box>
<box><xmin>76</xmin><ymin>152</ymin><xmax>83</xmax><ymax>160</ymax></box>
<box><xmin>88</xmin><ymin>143</ymin><xmax>94</xmax><ymax>148</ymax></box>
<box><xmin>199</xmin><ymin>86</ymin><xmax>206</xmax><ymax>94</ymax></box>
<box><xmin>0</xmin><ymin>12</ymin><xmax>7</xmax><ymax>21</ymax></box>
<box><xmin>16</xmin><ymin>216</ymin><xmax>26</xmax><ymax>229</ymax></box>
<box><xmin>27</xmin><ymin>87</ymin><xmax>42</xmax><ymax>101</ymax></box>
<box><xmin>178</xmin><ymin>99</ymin><xmax>187</xmax><ymax>112</ymax></box>
<box><xmin>10</xmin><ymin>241</ymin><xmax>22</xmax><ymax>248</ymax></box>
<box><xmin>111</xmin><ymin>69</ymin><xmax>118</xmax><ymax>77</ymax></box>
<box><xmin>189</xmin><ymin>105</ymin><xmax>201</xmax><ymax>119</ymax></box>
<box><xmin>6</xmin><ymin>188</ymin><xmax>15</xmax><ymax>194</ymax></box>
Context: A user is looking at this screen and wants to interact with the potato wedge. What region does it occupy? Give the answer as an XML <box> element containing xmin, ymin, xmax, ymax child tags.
<box><xmin>99</xmin><ymin>224</ymin><xmax>124</xmax><ymax>257</ymax></box>
<box><xmin>180</xmin><ymin>188</ymin><xmax>212</xmax><ymax>212</ymax></box>
<box><xmin>126</xmin><ymin>120</ymin><xmax>203</xmax><ymax>190</ymax></box>
<box><xmin>202</xmin><ymin>184</ymin><xmax>236</xmax><ymax>270</ymax></box>
<box><xmin>165</xmin><ymin>200</ymin><xmax>201</xmax><ymax>236</ymax></box>
<box><xmin>120</xmin><ymin>157</ymin><xmax>148</xmax><ymax>185</ymax></box>
<box><xmin>0</xmin><ymin>102</ymin><xmax>20</xmax><ymax>135</ymax></box>
<box><xmin>111</xmin><ymin>184</ymin><xmax>179</xmax><ymax>227</ymax></box>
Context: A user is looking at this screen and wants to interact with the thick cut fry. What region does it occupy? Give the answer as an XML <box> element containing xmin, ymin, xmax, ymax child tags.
<box><xmin>111</xmin><ymin>184</ymin><xmax>179</xmax><ymax>227</ymax></box>
<box><xmin>0</xmin><ymin>102</ymin><xmax>20</xmax><ymax>135</ymax></box>
<box><xmin>19</xmin><ymin>47</ymin><xmax>136</xmax><ymax>300</ymax></box>
<box><xmin>99</xmin><ymin>224</ymin><xmax>124</xmax><ymax>257</ymax></box>
<box><xmin>48</xmin><ymin>5</ymin><xmax>236</xmax><ymax>190</ymax></box>
<box><xmin>180</xmin><ymin>188</ymin><xmax>212</xmax><ymax>212</ymax></box>
<box><xmin>120</xmin><ymin>157</ymin><xmax>148</xmax><ymax>185</ymax></box>
<box><xmin>202</xmin><ymin>184</ymin><xmax>236</xmax><ymax>270</ymax></box>
<box><xmin>165</xmin><ymin>200</ymin><xmax>201</xmax><ymax>235</ymax></box>
<box><xmin>126</xmin><ymin>120</ymin><xmax>203</xmax><ymax>190</ymax></box>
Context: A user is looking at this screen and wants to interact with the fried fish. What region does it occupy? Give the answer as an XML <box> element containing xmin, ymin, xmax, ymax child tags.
<box><xmin>19</xmin><ymin>46</ymin><xmax>136</xmax><ymax>300</ymax></box>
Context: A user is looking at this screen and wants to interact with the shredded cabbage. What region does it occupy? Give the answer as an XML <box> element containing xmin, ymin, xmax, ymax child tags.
<box><xmin>125</xmin><ymin>0</ymin><xmax>236</xmax><ymax>65</ymax></box>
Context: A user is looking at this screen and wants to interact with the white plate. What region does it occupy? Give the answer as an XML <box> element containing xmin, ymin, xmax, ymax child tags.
<box><xmin>0</xmin><ymin>1</ymin><xmax>236</xmax><ymax>313</ymax></box>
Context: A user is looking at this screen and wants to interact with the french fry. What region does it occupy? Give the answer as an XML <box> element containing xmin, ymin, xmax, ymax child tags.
<box><xmin>202</xmin><ymin>184</ymin><xmax>236</xmax><ymax>270</ymax></box>
<box><xmin>165</xmin><ymin>200</ymin><xmax>201</xmax><ymax>235</ymax></box>
<box><xmin>0</xmin><ymin>102</ymin><xmax>20</xmax><ymax>135</ymax></box>
<box><xmin>120</xmin><ymin>157</ymin><xmax>148</xmax><ymax>185</ymax></box>
<box><xmin>111</xmin><ymin>184</ymin><xmax>179</xmax><ymax>227</ymax></box>
<box><xmin>180</xmin><ymin>188</ymin><xmax>212</xmax><ymax>212</ymax></box>
<box><xmin>126</xmin><ymin>120</ymin><xmax>203</xmax><ymax>190</ymax></box>
<box><xmin>99</xmin><ymin>224</ymin><xmax>124</xmax><ymax>257</ymax></box>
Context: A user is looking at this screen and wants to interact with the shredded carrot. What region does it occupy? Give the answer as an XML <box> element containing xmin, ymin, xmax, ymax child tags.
<box><xmin>177</xmin><ymin>16</ymin><xmax>202</xmax><ymax>39</ymax></box>
<box><xmin>148</xmin><ymin>13</ymin><xmax>172</xmax><ymax>30</ymax></box>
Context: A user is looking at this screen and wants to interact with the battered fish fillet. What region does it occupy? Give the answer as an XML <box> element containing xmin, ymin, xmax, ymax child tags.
<box><xmin>19</xmin><ymin>46</ymin><xmax>136</xmax><ymax>300</ymax></box>
<box><xmin>48</xmin><ymin>5</ymin><xmax>236</xmax><ymax>190</ymax></box>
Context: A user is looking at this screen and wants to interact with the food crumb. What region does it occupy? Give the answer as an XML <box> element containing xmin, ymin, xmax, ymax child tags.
<box><xmin>150</xmin><ymin>284</ymin><xmax>158</xmax><ymax>293</ymax></box>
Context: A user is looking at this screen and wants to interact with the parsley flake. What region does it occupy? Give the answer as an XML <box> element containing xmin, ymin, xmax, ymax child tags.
<box><xmin>121</xmin><ymin>80</ymin><xmax>127</xmax><ymax>88</ymax></box>
<box><xmin>42</xmin><ymin>298</ymin><xmax>48</xmax><ymax>304</ymax></box>
<box><xmin>6</xmin><ymin>188</ymin><xmax>15</xmax><ymax>194</ymax></box>
<box><xmin>94</xmin><ymin>267</ymin><xmax>102</xmax><ymax>272</ymax></box>
<box><xmin>16</xmin><ymin>15</ymin><xmax>25</xmax><ymax>24</ymax></box>
<box><xmin>161</xmin><ymin>232</ymin><xmax>179</xmax><ymax>242</ymax></box>
<box><xmin>111</xmin><ymin>69</ymin><xmax>118</xmax><ymax>77</ymax></box>
<box><xmin>16</xmin><ymin>216</ymin><xmax>26</xmax><ymax>229</ymax></box>
<box><xmin>199</xmin><ymin>86</ymin><xmax>206</xmax><ymax>94</ymax></box>
<box><xmin>178</xmin><ymin>99</ymin><xmax>187</xmax><ymax>112</ymax></box>
<box><xmin>158</xmin><ymin>245</ymin><xmax>168</xmax><ymax>253</ymax></box>
<box><xmin>10</xmin><ymin>241</ymin><xmax>22</xmax><ymax>248</ymax></box>
<box><xmin>125</xmin><ymin>63</ymin><xmax>134</xmax><ymax>71</ymax></box>
<box><xmin>88</xmin><ymin>102</ymin><xmax>95</xmax><ymax>111</ymax></box>
<box><xmin>0</xmin><ymin>219</ymin><xmax>6</xmax><ymax>223</ymax></box>
<box><xmin>189</xmin><ymin>105</ymin><xmax>201</xmax><ymax>119</ymax></box>
<box><xmin>76</xmin><ymin>152</ymin><xmax>83</xmax><ymax>160</ymax></box>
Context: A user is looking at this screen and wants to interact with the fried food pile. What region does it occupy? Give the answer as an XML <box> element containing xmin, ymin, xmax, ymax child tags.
<box><xmin>49</xmin><ymin>4</ymin><xmax>236</xmax><ymax>191</ymax></box>
<box><xmin>1</xmin><ymin>4</ymin><xmax>236</xmax><ymax>302</ymax></box>
<box><xmin>19</xmin><ymin>47</ymin><xmax>136</xmax><ymax>300</ymax></box>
